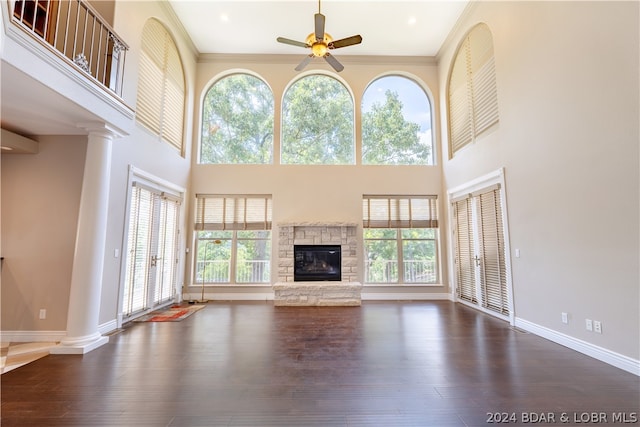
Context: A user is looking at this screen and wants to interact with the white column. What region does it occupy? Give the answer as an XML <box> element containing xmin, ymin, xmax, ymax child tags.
<box><xmin>51</xmin><ymin>122</ymin><xmax>123</xmax><ymax>354</ymax></box>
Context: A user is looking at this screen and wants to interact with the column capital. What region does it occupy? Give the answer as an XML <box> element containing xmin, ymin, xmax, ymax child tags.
<box><xmin>77</xmin><ymin>121</ymin><xmax>127</xmax><ymax>139</ymax></box>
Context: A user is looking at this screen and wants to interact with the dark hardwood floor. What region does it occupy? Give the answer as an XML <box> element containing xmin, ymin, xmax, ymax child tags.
<box><xmin>2</xmin><ymin>301</ymin><xmax>638</xmax><ymax>426</ymax></box>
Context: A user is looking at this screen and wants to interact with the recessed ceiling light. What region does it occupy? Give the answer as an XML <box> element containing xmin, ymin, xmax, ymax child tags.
<box><xmin>220</xmin><ymin>13</ymin><xmax>229</xmax><ymax>22</ymax></box>
<box><xmin>408</xmin><ymin>16</ymin><xmax>417</xmax><ymax>26</ymax></box>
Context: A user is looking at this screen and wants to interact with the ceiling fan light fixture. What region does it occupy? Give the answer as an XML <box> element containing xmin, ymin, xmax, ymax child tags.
<box><xmin>277</xmin><ymin>2</ymin><xmax>362</xmax><ymax>72</ymax></box>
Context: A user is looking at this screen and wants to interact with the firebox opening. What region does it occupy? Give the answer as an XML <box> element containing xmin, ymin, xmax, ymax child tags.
<box><xmin>294</xmin><ymin>245</ymin><xmax>341</xmax><ymax>282</ymax></box>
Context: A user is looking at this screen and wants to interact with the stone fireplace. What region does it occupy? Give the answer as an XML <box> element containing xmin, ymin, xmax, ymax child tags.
<box><xmin>273</xmin><ymin>222</ymin><xmax>362</xmax><ymax>306</ymax></box>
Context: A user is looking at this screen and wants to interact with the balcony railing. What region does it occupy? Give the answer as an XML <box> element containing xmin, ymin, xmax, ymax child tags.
<box><xmin>10</xmin><ymin>0</ymin><xmax>128</xmax><ymax>96</ymax></box>
<box><xmin>365</xmin><ymin>259</ymin><xmax>437</xmax><ymax>284</ymax></box>
<box><xmin>195</xmin><ymin>260</ymin><xmax>271</xmax><ymax>284</ymax></box>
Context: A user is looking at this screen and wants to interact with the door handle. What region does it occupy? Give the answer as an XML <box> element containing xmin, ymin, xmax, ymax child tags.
<box><xmin>151</xmin><ymin>255</ymin><xmax>162</xmax><ymax>267</ymax></box>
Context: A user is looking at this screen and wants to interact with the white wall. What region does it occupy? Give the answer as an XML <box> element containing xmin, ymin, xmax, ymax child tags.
<box><xmin>438</xmin><ymin>1</ymin><xmax>639</xmax><ymax>360</ymax></box>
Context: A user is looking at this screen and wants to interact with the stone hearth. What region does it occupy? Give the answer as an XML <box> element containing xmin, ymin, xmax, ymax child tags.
<box><xmin>274</xmin><ymin>222</ymin><xmax>361</xmax><ymax>306</ymax></box>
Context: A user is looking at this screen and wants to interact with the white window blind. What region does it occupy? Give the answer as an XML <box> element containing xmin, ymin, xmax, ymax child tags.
<box><xmin>453</xmin><ymin>197</ymin><xmax>477</xmax><ymax>304</ymax></box>
<box><xmin>362</xmin><ymin>195</ymin><xmax>438</xmax><ymax>229</ymax></box>
<box><xmin>136</xmin><ymin>19</ymin><xmax>185</xmax><ymax>153</ymax></box>
<box><xmin>448</xmin><ymin>23</ymin><xmax>499</xmax><ymax>156</ymax></box>
<box><xmin>195</xmin><ymin>195</ymin><xmax>272</xmax><ymax>231</ymax></box>
<box><xmin>477</xmin><ymin>187</ymin><xmax>508</xmax><ymax>315</ymax></box>
<box><xmin>452</xmin><ymin>185</ymin><xmax>509</xmax><ymax>316</ymax></box>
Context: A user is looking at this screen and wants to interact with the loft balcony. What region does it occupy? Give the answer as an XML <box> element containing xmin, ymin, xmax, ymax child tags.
<box><xmin>1</xmin><ymin>0</ymin><xmax>134</xmax><ymax>140</ymax></box>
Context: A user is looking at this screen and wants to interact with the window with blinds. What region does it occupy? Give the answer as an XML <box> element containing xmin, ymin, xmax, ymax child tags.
<box><xmin>362</xmin><ymin>195</ymin><xmax>438</xmax><ymax>229</ymax></box>
<box><xmin>194</xmin><ymin>195</ymin><xmax>272</xmax><ymax>284</ymax></box>
<box><xmin>452</xmin><ymin>185</ymin><xmax>509</xmax><ymax>317</ymax></box>
<box><xmin>136</xmin><ymin>19</ymin><xmax>186</xmax><ymax>154</ymax></box>
<box><xmin>362</xmin><ymin>195</ymin><xmax>439</xmax><ymax>284</ymax></box>
<box><xmin>194</xmin><ymin>195</ymin><xmax>272</xmax><ymax>231</ymax></box>
<box><xmin>447</xmin><ymin>23</ymin><xmax>499</xmax><ymax>157</ymax></box>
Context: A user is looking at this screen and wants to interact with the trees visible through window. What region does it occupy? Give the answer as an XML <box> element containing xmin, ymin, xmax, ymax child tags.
<box><xmin>362</xmin><ymin>76</ymin><xmax>433</xmax><ymax>165</ymax></box>
<box><xmin>194</xmin><ymin>195</ymin><xmax>272</xmax><ymax>284</ymax></box>
<box><xmin>281</xmin><ymin>74</ymin><xmax>354</xmax><ymax>165</ymax></box>
<box><xmin>201</xmin><ymin>74</ymin><xmax>274</xmax><ymax>164</ymax></box>
<box><xmin>363</xmin><ymin>195</ymin><xmax>439</xmax><ymax>284</ymax></box>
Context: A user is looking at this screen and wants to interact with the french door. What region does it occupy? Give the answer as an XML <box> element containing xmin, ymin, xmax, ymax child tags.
<box><xmin>452</xmin><ymin>183</ymin><xmax>512</xmax><ymax>320</ymax></box>
<box><xmin>122</xmin><ymin>181</ymin><xmax>181</xmax><ymax>319</ymax></box>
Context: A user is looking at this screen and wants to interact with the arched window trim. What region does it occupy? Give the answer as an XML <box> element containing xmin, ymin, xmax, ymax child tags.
<box><xmin>280</xmin><ymin>72</ymin><xmax>356</xmax><ymax>165</ymax></box>
<box><xmin>361</xmin><ymin>72</ymin><xmax>436</xmax><ymax>166</ymax></box>
<box><xmin>199</xmin><ymin>70</ymin><xmax>275</xmax><ymax>165</ymax></box>
<box><xmin>136</xmin><ymin>18</ymin><xmax>186</xmax><ymax>155</ymax></box>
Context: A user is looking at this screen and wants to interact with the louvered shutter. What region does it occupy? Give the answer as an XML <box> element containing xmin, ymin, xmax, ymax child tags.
<box><xmin>477</xmin><ymin>187</ymin><xmax>508</xmax><ymax>315</ymax></box>
<box><xmin>195</xmin><ymin>195</ymin><xmax>272</xmax><ymax>231</ymax></box>
<box><xmin>453</xmin><ymin>197</ymin><xmax>477</xmax><ymax>303</ymax></box>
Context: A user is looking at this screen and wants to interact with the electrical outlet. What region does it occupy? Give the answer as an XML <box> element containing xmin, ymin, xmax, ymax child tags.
<box><xmin>594</xmin><ymin>321</ymin><xmax>602</xmax><ymax>334</ymax></box>
<box><xmin>39</xmin><ymin>309</ymin><xmax>46</xmax><ymax>320</ymax></box>
<box><xmin>586</xmin><ymin>319</ymin><xmax>593</xmax><ymax>331</ymax></box>
<box><xmin>561</xmin><ymin>312</ymin><xmax>569</xmax><ymax>324</ymax></box>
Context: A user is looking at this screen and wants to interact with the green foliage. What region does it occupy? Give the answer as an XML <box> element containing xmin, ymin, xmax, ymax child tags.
<box><xmin>201</xmin><ymin>74</ymin><xmax>274</xmax><ymax>164</ymax></box>
<box><xmin>362</xmin><ymin>90</ymin><xmax>431</xmax><ymax>165</ymax></box>
<box><xmin>281</xmin><ymin>75</ymin><xmax>355</xmax><ymax>164</ymax></box>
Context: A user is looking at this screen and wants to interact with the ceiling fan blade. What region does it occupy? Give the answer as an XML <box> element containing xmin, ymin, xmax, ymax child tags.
<box><xmin>277</xmin><ymin>37</ymin><xmax>309</xmax><ymax>48</ymax></box>
<box><xmin>295</xmin><ymin>55</ymin><xmax>314</xmax><ymax>72</ymax></box>
<box><xmin>324</xmin><ymin>53</ymin><xmax>344</xmax><ymax>72</ymax></box>
<box><xmin>314</xmin><ymin>13</ymin><xmax>325</xmax><ymax>41</ymax></box>
<box><xmin>328</xmin><ymin>35</ymin><xmax>363</xmax><ymax>49</ymax></box>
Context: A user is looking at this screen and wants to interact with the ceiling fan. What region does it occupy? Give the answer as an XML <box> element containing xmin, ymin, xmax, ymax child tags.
<box><xmin>276</xmin><ymin>0</ymin><xmax>362</xmax><ymax>72</ymax></box>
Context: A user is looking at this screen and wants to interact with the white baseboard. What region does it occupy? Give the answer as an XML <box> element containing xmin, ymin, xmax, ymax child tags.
<box><xmin>98</xmin><ymin>319</ymin><xmax>118</xmax><ymax>335</ymax></box>
<box><xmin>361</xmin><ymin>291</ymin><xmax>453</xmax><ymax>301</ymax></box>
<box><xmin>515</xmin><ymin>317</ymin><xmax>640</xmax><ymax>376</ymax></box>
<box><xmin>183</xmin><ymin>292</ymin><xmax>275</xmax><ymax>301</ymax></box>
<box><xmin>1</xmin><ymin>330</ymin><xmax>66</xmax><ymax>342</ymax></box>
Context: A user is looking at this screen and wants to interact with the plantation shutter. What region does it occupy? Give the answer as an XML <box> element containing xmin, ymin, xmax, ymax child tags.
<box><xmin>136</xmin><ymin>19</ymin><xmax>185</xmax><ymax>153</ymax></box>
<box><xmin>362</xmin><ymin>195</ymin><xmax>438</xmax><ymax>229</ymax></box>
<box><xmin>195</xmin><ymin>195</ymin><xmax>272</xmax><ymax>231</ymax></box>
<box><xmin>448</xmin><ymin>23</ymin><xmax>499</xmax><ymax>156</ymax></box>
<box><xmin>453</xmin><ymin>197</ymin><xmax>477</xmax><ymax>303</ymax></box>
<box><xmin>476</xmin><ymin>187</ymin><xmax>509</xmax><ymax>315</ymax></box>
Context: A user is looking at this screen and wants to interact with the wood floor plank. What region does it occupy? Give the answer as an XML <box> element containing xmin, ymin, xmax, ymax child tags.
<box><xmin>1</xmin><ymin>301</ymin><xmax>638</xmax><ymax>426</ymax></box>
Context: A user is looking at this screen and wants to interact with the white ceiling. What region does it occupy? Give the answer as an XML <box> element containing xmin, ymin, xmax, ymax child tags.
<box><xmin>167</xmin><ymin>0</ymin><xmax>470</xmax><ymax>57</ymax></box>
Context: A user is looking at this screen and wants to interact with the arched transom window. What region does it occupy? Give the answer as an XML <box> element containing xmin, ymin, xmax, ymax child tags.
<box><xmin>200</xmin><ymin>73</ymin><xmax>274</xmax><ymax>164</ymax></box>
<box><xmin>281</xmin><ymin>74</ymin><xmax>355</xmax><ymax>165</ymax></box>
<box><xmin>361</xmin><ymin>75</ymin><xmax>433</xmax><ymax>165</ymax></box>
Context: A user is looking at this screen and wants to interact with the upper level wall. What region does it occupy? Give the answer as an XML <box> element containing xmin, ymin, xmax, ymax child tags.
<box><xmin>437</xmin><ymin>1</ymin><xmax>639</xmax><ymax>360</ymax></box>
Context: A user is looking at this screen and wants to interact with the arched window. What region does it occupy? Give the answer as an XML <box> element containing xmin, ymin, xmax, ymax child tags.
<box><xmin>200</xmin><ymin>74</ymin><xmax>274</xmax><ymax>164</ymax></box>
<box><xmin>136</xmin><ymin>19</ymin><xmax>186</xmax><ymax>154</ymax></box>
<box><xmin>281</xmin><ymin>74</ymin><xmax>354</xmax><ymax>165</ymax></box>
<box><xmin>361</xmin><ymin>75</ymin><xmax>433</xmax><ymax>165</ymax></box>
<box><xmin>448</xmin><ymin>23</ymin><xmax>499</xmax><ymax>157</ymax></box>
